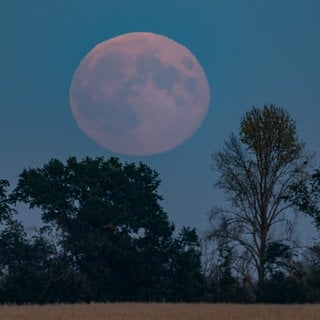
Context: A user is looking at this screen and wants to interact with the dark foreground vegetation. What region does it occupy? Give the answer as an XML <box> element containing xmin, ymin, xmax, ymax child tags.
<box><xmin>1</xmin><ymin>104</ymin><xmax>320</xmax><ymax>304</ymax></box>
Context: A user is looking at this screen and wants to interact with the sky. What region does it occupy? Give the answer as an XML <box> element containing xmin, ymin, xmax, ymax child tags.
<box><xmin>1</xmin><ymin>0</ymin><xmax>320</xmax><ymax>241</ymax></box>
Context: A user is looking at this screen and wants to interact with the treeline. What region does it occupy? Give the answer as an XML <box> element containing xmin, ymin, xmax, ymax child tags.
<box><xmin>0</xmin><ymin>104</ymin><xmax>320</xmax><ymax>304</ymax></box>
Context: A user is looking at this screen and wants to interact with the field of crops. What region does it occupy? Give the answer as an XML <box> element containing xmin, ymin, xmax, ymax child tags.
<box><xmin>1</xmin><ymin>303</ymin><xmax>320</xmax><ymax>320</ymax></box>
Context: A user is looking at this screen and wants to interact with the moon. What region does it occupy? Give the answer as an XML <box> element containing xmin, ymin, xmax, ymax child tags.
<box><xmin>69</xmin><ymin>32</ymin><xmax>210</xmax><ymax>155</ymax></box>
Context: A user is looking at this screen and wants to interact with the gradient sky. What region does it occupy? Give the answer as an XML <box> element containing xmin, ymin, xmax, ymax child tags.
<box><xmin>1</xmin><ymin>1</ymin><xmax>320</xmax><ymax>241</ymax></box>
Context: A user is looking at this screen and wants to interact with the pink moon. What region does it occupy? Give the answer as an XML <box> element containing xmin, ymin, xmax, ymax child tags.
<box><xmin>69</xmin><ymin>32</ymin><xmax>210</xmax><ymax>155</ymax></box>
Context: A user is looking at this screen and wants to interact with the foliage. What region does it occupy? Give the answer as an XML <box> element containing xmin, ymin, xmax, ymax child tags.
<box><xmin>0</xmin><ymin>223</ymin><xmax>58</xmax><ymax>304</ymax></box>
<box><xmin>166</xmin><ymin>227</ymin><xmax>205</xmax><ymax>301</ymax></box>
<box><xmin>205</xmin><ymin>240</ymin><xmax>252</xmax><ymax>302</ymax></box>
<box><xmin>5</xmin><ymin>156</ymin><xmax>204</xmax><ymax>303</ymax></box>
<box><xmin>288</xmin><ymin>168</ymin><xmax>320</xmax><ymax>228</ymax></box>
<box><xmin>260</xmin><ymin>271</ymin><xmax>306</xmax><ymax>303</ymax></box>
<box><xmin>0</xmin><ymin>179</ymin><xmax>14</xmax><ymax>223</ymax></box>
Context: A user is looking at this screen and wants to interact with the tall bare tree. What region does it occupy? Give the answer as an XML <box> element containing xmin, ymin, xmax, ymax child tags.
<box><xmin>206</xmin><ymin>104</ymin><xmax>313</xmax><ymax>299</ymax></box>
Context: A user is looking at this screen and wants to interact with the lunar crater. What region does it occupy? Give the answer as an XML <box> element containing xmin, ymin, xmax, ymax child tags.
<box><xmin>182</xmin><ymin>56</ymin><xmax>194</xmax><ymax>70</ymax></box>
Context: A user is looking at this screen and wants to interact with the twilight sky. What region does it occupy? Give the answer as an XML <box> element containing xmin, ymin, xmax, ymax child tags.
<box><xmin>1</xmin><ymin>1</ymin><xmax>320</xmax><ymax>240</ymax></box>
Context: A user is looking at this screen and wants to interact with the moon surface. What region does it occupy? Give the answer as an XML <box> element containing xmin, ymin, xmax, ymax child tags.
<box><xmin>69</xmin><ymin>32</ymin><xmax>210</xmax><ymax>155</ymax></box>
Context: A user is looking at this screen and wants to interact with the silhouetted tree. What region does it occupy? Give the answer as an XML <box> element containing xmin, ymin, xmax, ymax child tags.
<box><xmin>0</xmin><ymin>223</ymin><xmax>56</xmax><ymax>304</ymax></box>
<box><xmin>286</xmin><ymin>168</ymin><xmax>320</xmax><ymax>302</ymax></box>
<box><xmin>288</xmin><ymin>168</ymin><xmax>320</xmax><ymax>228</ymax></box>
<box><xmin>259</xmin><ymin>241</ymin><xmax>307</xmax><ymax>303</ymax></box>
<box><xmin>166</xmin><ymin>227</ymin><xmax>205</xmax><ymax>301</ymax></box>
<box><xmin>303</xmin><ymin>244</ymin><xmax>320</xmax><ymax>302</ymax></box>
<box><xmin>0</xmin><ymin>179</ymin><xmax>13</xmax><ymax>223</ymax></box>
<box><xmin>206</xmin><ymin>104</ymin><xmax>312</xmax><ymax>300</ymax></box>
<box><xmin>9</xmin><ymin>156</ymin><xmax>204</xmax><ymax>302</ymax></box>
<box><xmin>0</xmin><ymin>180</ymin><xmax>55</xmax><ymax>303</ymax></box>
<box><xmin>206</xmin><ymin>241</ymin><xmax>251</xmax><ymax>302</ymax></box>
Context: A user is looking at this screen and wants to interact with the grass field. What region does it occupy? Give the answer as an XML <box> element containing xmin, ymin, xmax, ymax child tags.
<box><xmin>1</xmin><ymin>303</ymin><xmax>320</xmax><ymax>320</ymax></box>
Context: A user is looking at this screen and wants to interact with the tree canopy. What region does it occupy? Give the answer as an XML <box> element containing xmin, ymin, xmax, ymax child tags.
<box><xmin>2</xmin><ymin>156</ymin><xmax>204</xmax><ymax>303</ymax></box>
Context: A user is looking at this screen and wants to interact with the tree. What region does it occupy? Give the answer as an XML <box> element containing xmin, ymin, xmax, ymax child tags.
<box><xmin>202</xmin><ymin>218</ymin><xmax>253</xmax><ymax>302</ymax></box>
<box><xmin>0</xmin><ymin>179</ymin><xmax>13</xmax><ymax>223</ymax></box>
<box><xmin>287</xmin><ymin>169</ymin><xmax>320</xmax><ymax>302</ymax></box>
<box><xmin>288</xmin><ymin>168</ymin><xmax>320</xmax><ymax>228</ymax></box>
<box><xmin>10</xmin><ymin>156</ymin><xmax>204</xmax><ymax>302</ymax></box>
<box><xmin>260</xmin><ymin>241</ymin><xmax>306</xmax><ymax>303</ymax></box>
<box><xmin>0</xmin><ymin>222</ymin><xmax>57</xmax><ymax>304</ymax></box>
<box><xmin>0</xmin><ymin>180</ymin><xmax>36</xmax><ymax>303</ymax></box>
<box><xmin>302</xmin><ymin>244</ymin><xmax>320</xmax><ymax>302</ymax></box>
<box><xmin>166</xmin><ymin>227</ymin><xmax>205</xmax><ymax>302</ymax></box>
<box><xmin>206</xmin><ymin>240</ymin><xmax>252</xmax><ymax>302</ymax></box>
<box><xmin>206</xmin><ymin>104</ymin><xmax>312</xmax><ymax>300</ymax></box>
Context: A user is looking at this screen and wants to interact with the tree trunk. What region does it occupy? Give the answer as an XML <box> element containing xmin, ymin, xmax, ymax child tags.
<box><xmin>257</xmin><ymin>218</ymin><xmax>268</xmax><ymax>301</ymax></box>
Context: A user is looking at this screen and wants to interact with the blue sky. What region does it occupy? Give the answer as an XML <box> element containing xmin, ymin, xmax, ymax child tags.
<box><xmin>1</xmin><ymin>1</ymin><xmax>320</xmax><ymax>238</ymax></box>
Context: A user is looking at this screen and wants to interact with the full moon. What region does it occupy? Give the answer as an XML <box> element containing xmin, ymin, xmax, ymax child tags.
<box><xmin>69</xmin><ymin>32</ymin><xmax>210</xmax><ymax>155</ymax></box>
